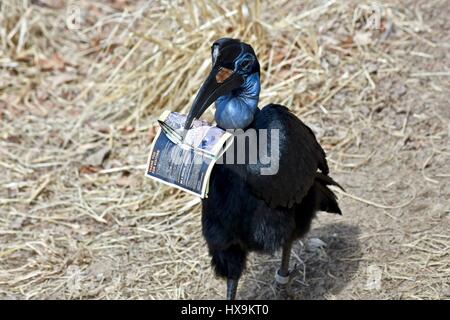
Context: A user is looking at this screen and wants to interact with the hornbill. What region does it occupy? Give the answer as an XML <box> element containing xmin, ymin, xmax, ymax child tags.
<box><xmin>183</xmin><ymin>38</ymin><xmax>343</xmax><ymax>300</ymax></box>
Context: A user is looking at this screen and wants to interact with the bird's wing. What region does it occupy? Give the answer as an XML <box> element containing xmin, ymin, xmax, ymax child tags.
<box><xmin>245</xmin><ymin>104</ymin><xmax>329</xmax><ymax>208</ymax></box>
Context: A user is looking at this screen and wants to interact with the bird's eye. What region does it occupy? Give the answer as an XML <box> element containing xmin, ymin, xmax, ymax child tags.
<box><xmin>240</xmin><ymin>59</ymin><xmax>252</xmax><ymax>70</ymax></box>
<box><xmin>237</xmin><ymin>53</ymin><xmax>254</xmax><ymax>73</ymax></box>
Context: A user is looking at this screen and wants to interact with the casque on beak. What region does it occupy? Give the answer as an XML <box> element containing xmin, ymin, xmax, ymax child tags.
<box><xmin>183</xmin><ymin>66</ymin><xmax>244</xmax><ymax>131</ymax></box>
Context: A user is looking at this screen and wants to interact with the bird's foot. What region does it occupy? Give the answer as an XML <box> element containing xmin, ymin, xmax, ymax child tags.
<box><xmin>275</xmin><ymin>264</ymin><xmax>300</xmax><ymax>299</ymax></box>
<box><xmin>275</xmin><ymin>263</ymin><xmax>299</xmax><ymax>285</ymax></box>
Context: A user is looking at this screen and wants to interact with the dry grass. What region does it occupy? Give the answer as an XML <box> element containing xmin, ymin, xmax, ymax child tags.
<box><xmin>0</xmin><ymin>0</ymin><xmax>449</xmax><ymax>299</ymax></box>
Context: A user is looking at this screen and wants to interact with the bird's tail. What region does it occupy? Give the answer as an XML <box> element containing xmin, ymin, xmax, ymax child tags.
<box><xmin>314</xmin><ymin>172</ymin><xmax>344</xmax><ymax>215</ymax></box>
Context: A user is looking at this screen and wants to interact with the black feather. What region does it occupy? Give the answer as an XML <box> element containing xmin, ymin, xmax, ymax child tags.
<box><xmin>246</xmin><ymin>104</ymin><xmax>328</xmax><ymax>209</ymax></box>
<box><xmin>315</xmin><ymin>172</ymin><xmax>345</xmax><ymax>192</ymax></box>
<box><xmin>202</xmin><ymin>104</ymin><xmax>343</xmax><ymax>279</ymax></box>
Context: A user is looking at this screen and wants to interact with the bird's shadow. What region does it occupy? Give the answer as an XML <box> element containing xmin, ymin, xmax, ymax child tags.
<box><xmin>241</xmin><ymin>222</ymin><xmax>362</xmax><ymax>300</ymax></box>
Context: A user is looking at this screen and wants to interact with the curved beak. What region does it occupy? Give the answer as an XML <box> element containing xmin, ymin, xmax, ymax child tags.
<box><xmin>183</xmin><ymin>67</ymin><xmax>244</xmax><ymax>131</ymax></box>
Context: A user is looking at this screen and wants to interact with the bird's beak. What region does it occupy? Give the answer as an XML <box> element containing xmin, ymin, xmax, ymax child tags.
<box><xmin>183</xmin><ymin>66</ymin><xmax>244</xmax><ymax>130</ymax></box>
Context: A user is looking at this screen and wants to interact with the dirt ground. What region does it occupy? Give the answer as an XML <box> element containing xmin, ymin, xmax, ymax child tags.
<box><xmin>0</xmin><ymin>1</ymin><xmax>449</xmax><ymax>299</ymax></box>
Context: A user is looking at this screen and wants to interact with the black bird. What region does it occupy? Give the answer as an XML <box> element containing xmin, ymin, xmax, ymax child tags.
<box><xmin>183</xmin><ymin>38</ymin><xmax>343</xmax><ymax>300</ymax></box>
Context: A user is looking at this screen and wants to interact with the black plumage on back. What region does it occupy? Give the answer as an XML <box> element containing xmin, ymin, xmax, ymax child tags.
<box><xmin>202</xmin><ymin>105</ymin><xmax>343</xmax><ymax>293</ymax></box>
<box><xmin>246</xmin><ymin>104</ymin><xmax>330</xmax><ymax>208</ymax></box>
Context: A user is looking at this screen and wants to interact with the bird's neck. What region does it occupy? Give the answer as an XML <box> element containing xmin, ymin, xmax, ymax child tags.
<box><xmin>214</xmin><ymin>73</ymin><xmax>261</xmax><ymax>129</ymax></box>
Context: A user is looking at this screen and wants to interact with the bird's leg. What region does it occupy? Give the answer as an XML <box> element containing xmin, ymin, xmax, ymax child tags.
<box><xmin>276</xmin><ymin>240</ymin><xmax>293</xmax><ymax>284</ymax></box>
<box><xmin>226</xmin><ymin>278</ymin><xmax>239</xmax><ymax>300</ymax></box>
<box><xmin>274</xmin><ymin>240</ymin><xmax>300</xmax><ymax>299</ymax></box>
<box><xmin>280</xmin><ymin>241</ymin><xmax>292</xmax><ymax>276</ymax></box>
<box><xmin>210</xmin><ymin>244</ymin><xmax>246</xmax><ymax>300</ymax></box>
<box><xmin>275</xmin><ymin>240</ymin><xmax>302</xmax><ymax>299</ymax></box>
